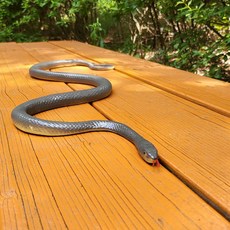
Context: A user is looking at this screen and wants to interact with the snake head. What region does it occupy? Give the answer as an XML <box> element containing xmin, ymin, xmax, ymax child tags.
<box><xmin>138</xmin><ymin>140</ymin><xmax>159</xmax><ymax>165</ymax></box>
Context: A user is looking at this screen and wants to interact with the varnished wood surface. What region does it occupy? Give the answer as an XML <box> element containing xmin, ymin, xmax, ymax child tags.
<box><xmin>0</xmin><ymin>41</ymin><xmax>229</xmax><ymax>229</ymax></box>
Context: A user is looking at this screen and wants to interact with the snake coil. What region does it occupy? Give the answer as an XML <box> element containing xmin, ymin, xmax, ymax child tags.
<box><xmin>11</xmin><ymin>59</ymin><xmax>158</xmax><ymax>165</ymax></box>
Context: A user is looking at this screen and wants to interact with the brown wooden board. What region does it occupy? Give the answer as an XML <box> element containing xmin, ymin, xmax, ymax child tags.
<box><xmin>0</xmin><ymin>41</ymin><xmax>229</xmax><ymax>229</ymax></box>
<box><xmin>47</xmin><ymin>41</ymin><xmax>230</xmax><ymax>220</ymax></box>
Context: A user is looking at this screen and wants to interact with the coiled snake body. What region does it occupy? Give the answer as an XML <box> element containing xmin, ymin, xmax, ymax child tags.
<box><xmin>11</xmin><ymin>59</ymin><xmax>159</xmax><ymax>165</ymax></box>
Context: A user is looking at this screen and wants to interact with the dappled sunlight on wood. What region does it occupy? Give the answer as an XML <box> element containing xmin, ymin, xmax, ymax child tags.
<box><xmin>123</xmin><ymin>82</ymin><xmax>160</xmax><ymax>93</ymax></box>
<box><xmin>185</xmin><ymin>78</ymin><xmax>230</xmax><ymax>88</ymax></box>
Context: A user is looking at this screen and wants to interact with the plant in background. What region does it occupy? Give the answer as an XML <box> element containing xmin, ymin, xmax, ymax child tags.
<box><xmin>152</xmin><ymin>0</ymin><xmax>229</xmax><ymax>81</ymax></box>
<box><xmin>170</xmin><ymin>0</ymin><xmax>230</xmax><ymax>81</ymax></box>
<box><xmin>89</xmin><ymin>18</ymin><xmax>105</xmax><ymax>47</ymax></box>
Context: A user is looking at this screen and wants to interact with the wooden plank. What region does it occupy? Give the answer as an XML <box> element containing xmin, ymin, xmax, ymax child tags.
<box><xmin>42</xmin><ymin>41</ymin><xmax>230</xmax><ymax>219</ymax></box>
<box><xmin>20</xmin><ymin>42</ymin><xmax>230</xmax><ymax>219</ymax></box>
<box><xmin>0</xmin><ymin>42</ymin><xmax>229</xmax><ymax>229</ymax></box>
<box><xmin>50</xmin><ymin>40</ymin><xmax>230</xmax><ymax>117</ymax></box>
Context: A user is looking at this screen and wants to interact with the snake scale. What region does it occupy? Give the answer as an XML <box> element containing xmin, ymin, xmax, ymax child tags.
<box><xmin>11</xmin><ymin>59</ymin><xmax>159</xmax><ymax>165</ymax></box>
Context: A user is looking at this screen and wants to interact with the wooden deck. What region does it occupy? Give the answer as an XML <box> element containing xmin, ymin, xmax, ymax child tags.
<box><xmin>0</xmin><ymin>41</ymin><xmax>229</xmax><ymax>229</ymax></box>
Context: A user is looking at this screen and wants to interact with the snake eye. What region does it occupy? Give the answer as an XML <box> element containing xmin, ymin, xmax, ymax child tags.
<box><xmin>143</xmin><ymin>151</ymin><xmax>155</xmax><ymax>164</ymax></box>
<box><xmin>144</xmin><ymin>151</ymin><xmax>160</xmax><ymax>166</ymax></box>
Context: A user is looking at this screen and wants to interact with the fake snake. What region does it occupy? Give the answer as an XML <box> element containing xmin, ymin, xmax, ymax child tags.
<box><xmin>11</xmin><ymin>59</ymin><xmax>159</xmax><ymax>165</ymax></box>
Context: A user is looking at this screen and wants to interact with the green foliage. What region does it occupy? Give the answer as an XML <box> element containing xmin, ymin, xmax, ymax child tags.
<box><xmin>89</xmin><ymin>18</ymin><xmax>105</xmax><ymax>46</ymax></box>
<box><xmin>0</xmin><ymin>0</ymin><xmax>229</xmax><ymax>81</ymax></box>
<box><xmin>152</xmin><ymin>0</ymin><xmax>230</xmax><ymax>81</ymax></box>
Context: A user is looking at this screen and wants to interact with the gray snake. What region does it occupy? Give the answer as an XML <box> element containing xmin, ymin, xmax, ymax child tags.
<box><xmin>11</xmin><ymin>59</ymin><xmax>159</xmax><ymax>165</ymax></box>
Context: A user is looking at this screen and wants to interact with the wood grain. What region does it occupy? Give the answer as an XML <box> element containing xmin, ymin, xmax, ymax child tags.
<box><xmin>0</xmin><ymin>42</ymin><xmax>229</xmax><ymax>229</ymax></box>
<box><xmin>51</xmin><ymin>40</ymin><xmax>230</xmax><ymax>117</ymax></box>
<box><xmin>34</xmin><ymin>41</ymin><xmax>230</xmax><ymax>219</ymax></box>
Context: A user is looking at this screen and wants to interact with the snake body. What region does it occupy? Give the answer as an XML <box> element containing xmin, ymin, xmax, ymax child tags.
<box><xmin>11</xmin><ymin>59</ymin><xmax>158</xmax><ymax>165</ymax></box>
